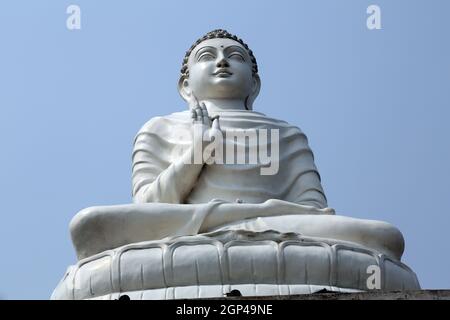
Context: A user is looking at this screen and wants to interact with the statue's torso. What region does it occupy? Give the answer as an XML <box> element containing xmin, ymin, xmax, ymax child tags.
<box><xmin>133</xmin><ymin>110</ymin><xmax>327</xmax><ymax>208</ymax></box>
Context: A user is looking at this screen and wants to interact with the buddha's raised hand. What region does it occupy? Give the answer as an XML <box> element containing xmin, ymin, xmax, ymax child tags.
<box><xmin>191</xmin><ymin>102</ymin><xmax>221</xmax><ymax>164</ymax></box>
<box><xmin>191</xmin><ymin>102</ymin><xmax>221</xmax><ymax>135</ymax></box>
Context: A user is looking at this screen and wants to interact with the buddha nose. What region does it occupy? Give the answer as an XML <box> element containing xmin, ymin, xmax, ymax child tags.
<box><xmin>216</xmin><ymin>57</ymin><xmax>230</xmax><ymax>68</ymax></box>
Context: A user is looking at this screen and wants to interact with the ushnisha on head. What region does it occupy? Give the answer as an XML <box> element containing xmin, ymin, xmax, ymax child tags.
<box><xmin>178</xmin><ymin>29</ymin><xmax>261</xmax><ymax>110</ymax></box>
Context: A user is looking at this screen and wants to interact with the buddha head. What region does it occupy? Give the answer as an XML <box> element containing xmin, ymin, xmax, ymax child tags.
<box><xmin>178</xmin><ymin>29</ymin><xmax>261</xmax><ymax>110</ymax></box>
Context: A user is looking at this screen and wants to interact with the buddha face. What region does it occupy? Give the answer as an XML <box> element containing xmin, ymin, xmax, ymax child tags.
<box><xmin>179</xmin><ymin>38</ymin><xmax>260</xmax><ymax>107</ymax></box>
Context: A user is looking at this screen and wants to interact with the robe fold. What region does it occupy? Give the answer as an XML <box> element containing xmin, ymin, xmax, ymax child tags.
<box><xmin>132</xmin><ymin>109</ymin><xmax>327</xmax><ymax>208</ymax></box>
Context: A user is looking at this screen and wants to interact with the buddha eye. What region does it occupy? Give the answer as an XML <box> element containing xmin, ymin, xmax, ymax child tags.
<box><xmin>198</xmin><ymin>52</ymin><xmax>215</xmax><ymax>62</ymax></box>
<box><xmin>228</xmin><ymin>53</ymin><xmax>245</xmax><ymax>61</ymax></box>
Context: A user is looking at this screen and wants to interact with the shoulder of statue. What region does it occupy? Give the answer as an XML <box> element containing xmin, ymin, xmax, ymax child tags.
<box><xmin>133</xmin><ymin>111</ymin><xmax>191</xmax><ymax>144</ymax></box>
<box><xmin>260</xmin><ymin>114</ymin><xmax>306</xmax><ymax>134</ymax></box>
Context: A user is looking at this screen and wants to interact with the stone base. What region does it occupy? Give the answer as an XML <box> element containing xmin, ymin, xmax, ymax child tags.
<box><xmin>51</xmin><ymin>230</ymin><xmax>420</xmax><ymax>300</ymax></box>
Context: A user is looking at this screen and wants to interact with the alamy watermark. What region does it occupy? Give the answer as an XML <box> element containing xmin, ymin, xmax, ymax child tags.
<box><xmin>66</xmin><ymin>4</ymin><xmax>81</xmax><ymax>30</ymax></box>
<box><xmin>367</xmin><ymin>5</ymin><xmax>382</xmax><ymax>30</ymax></box>
<box><xmin>171</xmin><ymin>123</ymin><xmax>280</xmax><ymax>176</ymax></box>
<box><xmin>66</xmin><ymin>5</ymin><xmax>382</xmax><ymax>31</ymax></box>
<box><xmin>366</xmin><ymin>265</ymin><xmax>382</xmax><ymax>290</ymax></box>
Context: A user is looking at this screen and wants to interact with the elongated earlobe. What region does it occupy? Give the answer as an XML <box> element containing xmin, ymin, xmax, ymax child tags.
<box><xmin>178</xmin><ymin>77</ymin><xmax>191</xmax><ymax>104</ymax></box>
<box><xmin>246</xmin><ymin>75</ymin><xmax>261</xmax><ymax>110</ymax></box>
<box><xmin>178</xmin><ymin>77</ymin><xmax>200</xmax><ymax>110</ymax></box>
<box><xmin>244</xmin><ymin>96</ymin><xmax>250</xmax><ymax>110</ymax></box>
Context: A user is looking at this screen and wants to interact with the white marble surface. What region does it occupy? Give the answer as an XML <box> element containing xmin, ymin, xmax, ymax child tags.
<box><xmin>70</xmin><ymin>200</ymin><xmax>405</xmax><ymax>261</ymax></box>
<box><xmin>52</xmin><ymin>230</ymin><xmax>420</xmax><ymax>300</ymax></box>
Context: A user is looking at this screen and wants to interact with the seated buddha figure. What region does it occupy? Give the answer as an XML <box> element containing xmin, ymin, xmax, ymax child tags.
<box><xmin>52</xmin><ymin>30</ymin><xmax>420</xmax><ymax>300</ymax></box>
<box><xmin>132</xmin><ymin>29</ymin><xmax>328</xmax><ymax>208</ymax></box>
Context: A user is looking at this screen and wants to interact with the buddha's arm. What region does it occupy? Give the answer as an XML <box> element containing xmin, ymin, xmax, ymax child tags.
<box><xmin>133</xmin><ymin>147</ymin><xmax>204</xmax><ymax>204</ymax></box>
<box><xmin>283</xmin><ymin>131</ymin><xmax>328</xmax><ymax>209</ymax></box>
<box><xmin>293</xmin><ymin>170</ymin><xmax>328</xmax><ymax>209</ymax></box>
<box><xmin>133</xmin><ymin>104</ymin><xmax>217</xmax><ymax>204</ymax></box>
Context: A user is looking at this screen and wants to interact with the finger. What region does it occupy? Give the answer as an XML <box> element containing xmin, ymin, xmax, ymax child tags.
<box><xmin>201</xmin><ymin>104</ymin><xmax>211</xmax><ymax>126</ymax></box>
<box><xmin>201</xmin><ymin>104</ymin><xmax>208</xmax><ymax>118</ymax></box>
<box><xmin>190</xmin><ymin>108</ymin><xmax>196</xmax><ymax>119</ymax></box>
<box><xmin>194</xmin><ymin>106</ymin><xmax>203</xmax><ymax>122</ymax></box>
<box><xmin>211</xmin><ymin>116</ymin><xmax>221</xmax><ymax>130</ymax></box>
<box><xmin>201</xmin><ymin>103</ymin><xmax>208</xmax><ymax>116</ymax></box>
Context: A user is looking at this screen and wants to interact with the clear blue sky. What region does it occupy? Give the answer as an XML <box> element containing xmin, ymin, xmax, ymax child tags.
<box><xmin>0</xmin><ymin>0</ymin><xmax>449</xmax><ymax>299</ymax></box>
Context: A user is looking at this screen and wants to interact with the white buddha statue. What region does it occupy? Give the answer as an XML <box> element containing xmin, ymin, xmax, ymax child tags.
<box><xmin>52</xmin><ymin>30</ymin><xmax>420</xmax><ymax>300</ymax></box>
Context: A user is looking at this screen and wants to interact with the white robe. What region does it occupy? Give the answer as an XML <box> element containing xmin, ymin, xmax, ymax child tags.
<box><xmin>132</xmin><ymin>109</ymin><xmax>327</xmax><ymax>208</ymax></box>
<box><xmin>68</xmin><ymin>110</ymin><xmax>404</xmax><ymax>261</ymax></box>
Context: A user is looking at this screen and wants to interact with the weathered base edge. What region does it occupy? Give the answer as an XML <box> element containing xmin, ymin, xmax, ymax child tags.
<box><xmin>211</xmin><ymin>290</ymin><xmax>450</xmax><ymax>300</ymax></box>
